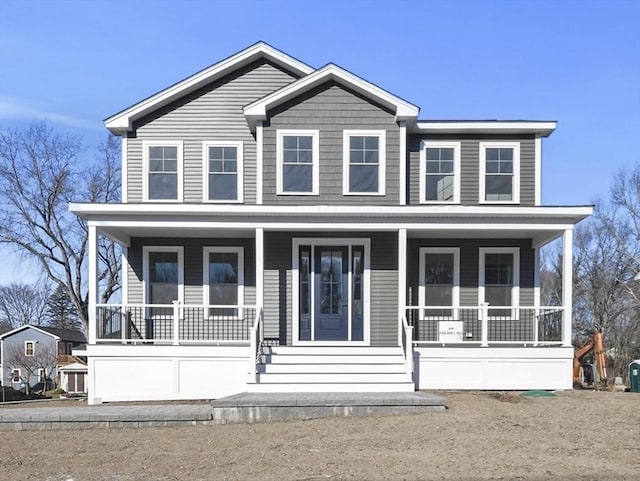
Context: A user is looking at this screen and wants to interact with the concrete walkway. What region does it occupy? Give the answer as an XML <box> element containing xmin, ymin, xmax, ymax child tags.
<box><xmin>0</xmin><ymin>392</ymin><xmax>446</xmax><ymax>431</ymax></box>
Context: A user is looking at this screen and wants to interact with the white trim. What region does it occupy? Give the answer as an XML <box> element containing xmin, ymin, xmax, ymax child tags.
<box><xmin>255</xmin><ymin>228</ymin><xmax>264</xmax><ymax>310</ymax></box>
<box><xmin>244</xmin><ymin>64</ymin><xmax>419</xmax><ymax>129</ymax></box>
<box><xmin>399</xmin><ymin>122</ymin><xmax>406</xmax><ymax>206</ymax></box>
<box><xmin>478</xmin><ymin>247</ymin><xmax>520</xmax><ymax>310</ymax></box>
<box><xmin>121</xmin><ymin>248</ymin><xmax>129</xmax><ymax>305</ymax></box>
<box><xmin>479</xmin><ymin>142</ymin><xmax>520</xmax><ymax>204</ymax></box>
<box><xmin>88</xmin><ymin>224</ymin><xmax>98</xmax><ymax>344</ymax></box>
<box><xmin>256</xmin><ymin>121</ymin><xmax>263</xmax><ymax>205</ymax></box>
<box><xmin>142</xmin><ymin>141</ymin><xmax>184</xmax><ymax>202</ymax></box>
<box><xmin>142</xmin><ymin>246</ymin><xmax>185</xmax><ymax>305</ymax></box>
<box><xmin>0</xmin><ymin>324</ymin><xmax>61</xmax><ymax>341</ymax></box>
<box><xmin>292</xmin><ymin>238</ymin><xmax>371</xmax><ymax>346</ymax></box>
<box><xmin>105</xmin><ymin>42</ymin><xmax>314</xmax><ymax>133</ymax></box>
<box><xmin>418</xmin><ymin>247</ymin><xmax>461</xmax><ymax>315</ymax></box>
<box><xmin>11</xmin><ymin>368</ymin><xmax>21</xmax><ymax>384</ymax></box>
<box><xmin>202</xmin><ymin>141</ymin><xmax>244</xmax><ymax>203</ymax></box>
<box><xmin>420</xmin><ymin>141</ymin><xmax>461</xmax><ymax>204</ymax></box>
<box><xmin>342</xmin><ymin>130</ymin><xmax>386</xmax><ymax>196</ymax></box>
<box><xmin>276</xmin><ymin>130</ymin><xmax>319</xmax><ymax>195</ymax></box>
<box><xmin>535</xmin><ymin>134</ymin><xmax>542</xmax><ymax>205</ymax></box>
<box><xmin>121</xmin><ymin>136</ymin><xmax>128</xmax><ymax>203</ymax></box>
<box><xmin>24</xmin><ymin>341</ymin><xmax>35</xmax><ymax>357</ymax></box>
<box><xmin>414</xmin><ymin>121</ymin><xmax>557</xmax><ymax>137</ymax></box>
<box><xmin>202</xmin><ymin>246</ymin><xmax>244</xmax><ymax>310</ymax></box>
<box><xmin>561</xmin><ymin>229</ymin><xmax>573</xmax><ymax>347</ymax></box>
<box><xmin>398</xmin><ymin>229</ymin><xmax>407</xmax><ymax>345</ymax></box>
<box><xmin>534</xmin><ymin>247</ymin><xmax>540</xmax><ymax>309</ymax></box>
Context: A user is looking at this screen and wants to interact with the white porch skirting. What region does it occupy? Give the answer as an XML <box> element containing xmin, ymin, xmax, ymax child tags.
<box><xmin>414</xmin><ymin>347</ymin><xmax>574</xmax><ymax>391</ymax></box>
<box><xmin>85</xmin><ymin>345</ymin><xmax>250</xmax><ymax>404</ymax></box>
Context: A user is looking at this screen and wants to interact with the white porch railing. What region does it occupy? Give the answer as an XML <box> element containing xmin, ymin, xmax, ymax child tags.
<box><xmin>404</xmin><ymin>305</ymin><xmax>565</xmax><ymax>346</ymax></box>
<box><xmin>400</xmin><ymin>315</ymin><xmax>414</xmax><ymax>381</ymax></box>
<box><xmin>248</xmin><ymin>307</ymin><xmax>264</xmax><ymax>382</ymax></box>
<box><xmin>96</xmin><ymin>303</ymin><xmax>258</xmax><ymax>345</ymax></box>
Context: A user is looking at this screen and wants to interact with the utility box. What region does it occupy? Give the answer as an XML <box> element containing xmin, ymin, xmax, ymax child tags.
<box><xmin>630</xmin><ymin>360</ymin><xmax>640</xmax><ymax>393</ymax></box>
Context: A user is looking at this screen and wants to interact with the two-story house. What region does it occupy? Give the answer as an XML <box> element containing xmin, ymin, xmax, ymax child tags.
<box><xmin>71</xmin><ymin>42</ymin><xmax>591</xmax><ymax>404</ymax></box>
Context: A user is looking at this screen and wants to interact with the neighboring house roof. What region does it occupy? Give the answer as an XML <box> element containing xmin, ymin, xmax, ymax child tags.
<box><xmin>243</xmin><ymin>63</ymin><xmax>420</xmax><ymax>130</ymax></box>
<box><xmin>0</xmin><ymin>325</ymin><xmax>86</xmax><ymax>344</ymax></box>
<box><xmin>58</xmin><ymin>362</ymin><xmax>88</xmax><ymax>372</ymax></box>
<box><xmin>104</xmin><ymin>41</ymin><xmax>314</xmax><ymax>134</ymax></box>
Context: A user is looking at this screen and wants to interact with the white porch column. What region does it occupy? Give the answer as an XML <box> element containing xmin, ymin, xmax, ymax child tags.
<box><xmin>88</xmin><ymin>223</ymin><xmax>98</xmax><ymax>345</ymax></box>
<box><xmin>398</xmin><ymin>228</ymin><xmax>407</xmax><ymax>345</ymax></box>
<box><xmin>562</xmin><ymin>228</ymin><xmax>573</xmax><ymax>347</ymax></box>
<box><xmin>255</xmin><ymin>228</ymin><xmax>264</xmax><ymax>312</ymax></box>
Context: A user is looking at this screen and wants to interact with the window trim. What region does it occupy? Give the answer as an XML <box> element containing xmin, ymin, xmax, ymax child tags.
<box><xmin>202</xmin><ymin>141</ymin><xmax>244</xmax><ymax>203</ymax></box>
<box><xmin>202</xmin><ymin>246</ymin><xmax>245</xmax><ymax>313</ymax></box>
<box><xmin>342</xmin><ymin>130</ymin><xmax>386</xmax><ymax>196</ymax></box>
<box><xmin>418</xmin><ymin>247</ymin><xmax>460</xmax><ymax>319</ymax></box>
<box><xmin>419</xmin><ymin>141</ymin><xmax>461</xmax><ymax>204</ymax></box>
<box><xmin>276</xmin><ymin>130</ymin><xmax>319</xmax><ymax>196</ymax></box>
<box><xmin>478</xmin><ymin>247</ymin><xmax>520</xmax><ymax>312</ymax></box>
<box><xmin>24</xmin><ymin>341</ymin><xmax>35</xmax><ymax>357</ymax></box>
<box><xmin>142</xmin><ymin>141</ymin><xmax>184</xmax><ymax>202</ymax></box>
<box><xmin>479</xmin><ymin>142</ymin><xmax>520</xmax><ymax>204</ymax></box>
<box><xmin>142</xmin><ymin>246</ymin><xmax>185</xmax><ymax>306</ymax></box>
<box><xmin>11</xmin><ymin>368</ymin><xmax>21</xmax><ymax>384</ymax></box>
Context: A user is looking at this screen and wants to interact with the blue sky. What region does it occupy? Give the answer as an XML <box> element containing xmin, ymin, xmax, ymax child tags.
<box><xmin>0</xmin><ymin>0</ymin><xmax>639</xmax><ymax>282</ymax></box>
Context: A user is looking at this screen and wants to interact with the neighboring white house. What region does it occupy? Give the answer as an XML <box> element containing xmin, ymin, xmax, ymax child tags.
<box><xmin>71</xmin><ymin>42</ymin><xmax>591</xmax><ymax>404</ymax></box>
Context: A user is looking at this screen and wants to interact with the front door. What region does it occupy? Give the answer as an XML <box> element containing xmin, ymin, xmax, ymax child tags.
<box><xmin>314</xmin><ymin>247</ymin><xmax>348</xmax><ymax>341</ymax></box>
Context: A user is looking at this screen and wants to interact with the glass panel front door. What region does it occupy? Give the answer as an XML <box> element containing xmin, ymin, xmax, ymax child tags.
<box><xmin>314</xmin><ymin>247</ymin><xmax>349</xmax><ymax>341</ymax></box>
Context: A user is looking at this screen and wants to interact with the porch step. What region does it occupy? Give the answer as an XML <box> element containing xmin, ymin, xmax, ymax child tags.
<box><xmin>249</xmin><ymin>346</ymin><xmax>414</xmax><ymax>393</ymax></box>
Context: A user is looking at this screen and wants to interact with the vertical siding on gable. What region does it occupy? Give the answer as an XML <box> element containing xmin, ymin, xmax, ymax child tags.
<box><xmin>263</xmin><ymin>82</ymin><xmax>400</xmax><ymax>205</ymax></box>
<box><xmin>126</xmin><ymin>60</ymin><xmax>298</xmax><ymax>204</ymax></box>
<box><xmin>407</xmin><ymin>134</ymin><xmax>536</xmax><ymax>206</ymax></box>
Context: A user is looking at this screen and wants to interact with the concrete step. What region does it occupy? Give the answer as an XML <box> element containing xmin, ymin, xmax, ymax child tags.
<box><xmin>247</xmin><ymin>382</ymin><xmax>416</xmax><ymax>393</ymax></box>
<box><xmin>256</xmin><ymin>372</ymin><xmax>409</xmax><ymax>383</ymax></box>
<box><xmin>258</xmin><ymin>363</ymin><xmax>406</xmax><ymax>374</ymax></box>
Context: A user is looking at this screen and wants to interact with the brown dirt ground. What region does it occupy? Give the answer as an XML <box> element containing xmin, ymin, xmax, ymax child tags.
<box><xmin>1</xmin><ymin>390</ymin><xmax>639</xmax><ymax>481</ymax></box>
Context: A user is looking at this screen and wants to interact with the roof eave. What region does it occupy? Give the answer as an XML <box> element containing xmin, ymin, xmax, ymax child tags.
<box><xmin>412</xmin><ymin>121</ymin><xmax>558</xmax><ymax>137</ymax></box>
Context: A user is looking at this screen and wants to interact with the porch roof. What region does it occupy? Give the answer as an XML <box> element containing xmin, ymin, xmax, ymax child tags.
<box><xmin>70</xmin><ymin>203</ymin><xmax>592</xmax><ymax>248</ymax></box>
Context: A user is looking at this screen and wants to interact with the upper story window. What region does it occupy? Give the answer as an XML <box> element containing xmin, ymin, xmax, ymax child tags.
<box><xmin>480</xmin><ymin>142</ymin><xmax>520</xmax><ymax>203</ymax></box>
<box><xmin>203</xmin><ymin>142</ymin><xmax>243</xmax><ymax>202</ymax></box>
<box><xmin>277</xmin><ymin>130</ymin><xmax>319</xmax><ymax>195</ymax></box>
<box><xmin>343</xmin><ymin>130</ymin><xmax>386</xmax><ymax>195</ymax></box>
<box><xmin>25</xmin><ymin>341</ymin><xmax>35</xmax><ymax>356</ymax></box>
<box><xmin>420</xmin><ymin>141</ymin><xmax>461</xmax><ymax>203</ymax></box>
<box><xmin>144</xmin><ymin>141</ymin><xmax>183</xmax><ymax>201</ymax></box>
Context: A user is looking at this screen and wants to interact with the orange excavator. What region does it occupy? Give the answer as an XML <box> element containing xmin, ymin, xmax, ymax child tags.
<box><xmin>573</xmin><ymin>329</ymin><xmax>608</xmax><ymax>389</ymax></box>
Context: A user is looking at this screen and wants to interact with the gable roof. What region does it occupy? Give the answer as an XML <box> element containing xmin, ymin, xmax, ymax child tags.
<box><xmin>104</xmin><ymin>42</ymin><xmax>315</xmax><ymax>134</ymax></box>
<box><xmin>0</xmin><ymin>324</ymin><xmax>86</xmax><ymax>343</ymax></box>
<box><xmin>243</xmin><ymin>63</ymin><xmax>420</xmax><ymax>131</ymax></box>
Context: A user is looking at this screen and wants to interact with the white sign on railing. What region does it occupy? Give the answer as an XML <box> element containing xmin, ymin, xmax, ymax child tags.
<box><xmin>438</xmin><ymin>321</ymin><xmax>463</xmax><ymax>342</ymax></box>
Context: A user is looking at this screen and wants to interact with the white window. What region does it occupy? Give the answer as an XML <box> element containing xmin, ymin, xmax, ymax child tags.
<box><xmin>480</xmin><ymin>142</ymin><xmax>520</xmax><ymax>203</ymax></box>
<box><xmin>38</xmin><ymin>368</ymin><xmax>45</xmax><ymax>383</ymax></box>
<box><xmin>479</xmin><ymin>247</ymin><xmax>520</xmax><ymax>316</ymax></box>
<box><xmin>343</xmin><ymin>130</ymin><xmax>386</xmax><ymax>195</ymax></box>
<box><xmin>203</xmin><ymin>247</ymin><xmax>244</xmax><ymax>318</ymax></box>
<box><xmin>420</xmin><ymin>142</ymin><xmax>460</xmax><ymax>203</ymax></box>
<box><xmin>203</xmin><ymin>141</ymin><xmax>243</xmax><ymax>202</ymax></box>
<box><xmin>143</xmin><ymin>246</ymin><xmax>184</xmax><ymax>314</ymax></box>
<box><xmin>24</xmin><ymin>341</ymin><xmax>35</xmax><ymax>356</ymax></box>
<box><xmin>277</xmin><ymin>130</ymin><xmax>319</xmax><ymax>195</ymax></box>
<box><xmin>11</xmin><ymin>369</ymin><xmax>20</xmax><ymax>383</ymax></box>
<box><xmin>143</xmin><ymin>141</ymin><xmax>183</xmax><ymax>201</ymax></box>
<box><xmin>419</xmin><ymin>248</ymin><xmax>460</xmax><ymax>317</ymax></box>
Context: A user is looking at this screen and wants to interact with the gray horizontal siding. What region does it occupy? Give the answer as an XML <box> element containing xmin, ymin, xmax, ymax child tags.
<box><xmin>263</xmin><ymin>82</ymin><xmax>400</xmax><ymax>205</ymax></box>
<box><xmin>407</xmin><ymin>134</ymin><xmax>536</xmax><ymax>206</ymax></box>
<box><xmin>126</xmin><ymin>60</ymin><xmax>299</xmax><ymax>204</ymax></box>
<box><xmin>1</xmin><ymin>328</ymin><xmax>58</xmax><ymax>387</ymax></box>
<box><xmin>406</xmin><ymin>238</ymin><xmax>535</xmax><ymax>308</ymax></box>
<box><xmin>126</xmin><ymin>237</ymin><xmax>256</xmax><ymax>307</ymax></box>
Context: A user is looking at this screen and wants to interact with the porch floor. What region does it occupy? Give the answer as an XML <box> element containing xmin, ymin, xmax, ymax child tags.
<box><xmin>211</xmin><ymin>391</ymin><xmax>447</xmax><ymax>423</ymax></box>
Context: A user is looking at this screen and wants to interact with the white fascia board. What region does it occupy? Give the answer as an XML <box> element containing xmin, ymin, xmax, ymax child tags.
<box><xmin>413</xmin><ymin>121</ymin><xmax>557</xmax><ymax>137</ymax></box>
<box><xmin>70</xmin><ymin>202</ymin><xmax>593</xmax><ymax>220</ymax></box>
<box><xmin>104</xmin><ymin>42</ymin><xmax>314</xmax><ymax>134</ymax></box>
<box><xmin>0</xmin><ymin>325</ymin><xmax>60</xmax><ymax>340</ymax></box>
<box><xmin>243</xmin><ymin>64</ymin><xmax>419</xmax><ymax>128</ymax></box>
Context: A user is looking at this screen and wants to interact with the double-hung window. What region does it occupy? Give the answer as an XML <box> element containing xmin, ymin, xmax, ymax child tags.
<box><xmin>419</xmin><ymin>248</ymin><xmax>460</xmax><ymax>318</ymax></box>
<box><xmin>203</xmin><ymin>247</ymin><xmax>244</xmax><ymax>317</ymax></box>
<box><xmin>11</xmin><ymin>369</ymin><xmax>20</xmax><ymax>383</ymax></box>
<box><xmin>203</xmin><ymin>142</ymin><xmax>243</xmax><ymax>202</ymax></box>
<box><xmin>480</xmin><ymin>142</ymin><xmax>520</xmax><ymax>203</ymax></box>
<box><xmin>420</xmin><ymin>141</ymin><xmax>460</xmax><ymax>203</ymax></box>
<box><xmin>277</xmin><ymin>130</ymin><xmax>319</xmax><ymax>195</ymax></box>
<box><xmin>343</xmin><ymin>130</ymin><xmax>385</xmax><ymax>195</ymax></box>
<box><xmin>479</xmin><ymin>247</ymin><xmax>520</xmax><ymax>317</ymax></box>
<box><xmin>25</xmin><ymin>341</ymin><xmax>35</xmax><ymax>356</ymax></box>
<box><xmin>144</xmin><ymin>141</ymin><xmax>183</xmax><ymax>201</ymax></box>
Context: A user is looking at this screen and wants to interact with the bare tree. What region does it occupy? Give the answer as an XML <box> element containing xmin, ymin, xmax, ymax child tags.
<box><xmin>0</xmin><ymin>122</ymin><xmax>121</xmax><ymax>330</ymax></box>
<box><xmin>3</xmin><ymin>342</ymin><xmax>58</xmax><ymax>394</ymax></box>
<box><xmin>0</xmin><ymin>282</ymin><xmax>51</xmax><ymax>330</ymax></box>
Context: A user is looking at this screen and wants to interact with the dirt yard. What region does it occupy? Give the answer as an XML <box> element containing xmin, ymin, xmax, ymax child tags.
<box><xmin>1</xmin><ymin>390</ymin><xmax>638</xmax><ymax>481</ymax></box>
